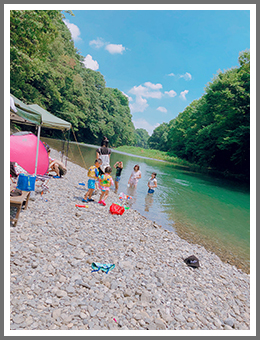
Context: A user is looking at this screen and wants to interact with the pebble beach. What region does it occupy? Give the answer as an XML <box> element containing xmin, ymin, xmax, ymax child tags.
<box><xmin>10</xmin><ymin>149</ymin><xmax>251</xmax><ymax>332</ymax></box>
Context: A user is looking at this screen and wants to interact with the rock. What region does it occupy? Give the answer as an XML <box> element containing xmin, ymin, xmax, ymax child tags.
<box><xmin>224</xmin><ymin>317</ymin><xmax>235</xmax><ymax>328</ymax></box>
<box><xmin>119</xmin><ymin>261</ymin><xmax>134</xmax><ymax>270</ymax></box>
<box><xmin>140</xmin><ymin>291</ymin><xmax>150</xmax><ymax>303</ymax></box>
<box><xmin>224</xmin><ymin>324</ymin><xmax>233</xmax><ymax>330</ymax></box>
<box><xmin>13</xmin><ymin>315</ymin><xmax>24</xmax><ymax>324</ymax></box>
<box><xmin>154</xmin><ymin>318</ymin><xmax>166</xmax><ymax>330</ymax></box>
<box><xmin>56</xmin><ymin>290</ymin><xmax>67</xmax><ymax>298</ymax></box>
<box><xmin>123</xmin><ymin>288</ymin><xmax>132</xmax><ymax>297</ymax></box>
<box><xmin>52</xmin><ymin>309</ymin><xmax>62</xmax><ymax>320</ymax></box>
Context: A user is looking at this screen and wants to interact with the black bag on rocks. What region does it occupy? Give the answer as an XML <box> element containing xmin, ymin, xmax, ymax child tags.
<box><xmin>184</xmin><ymin>255</ymin><xmax>200</xmax><ymax>268</ymax></box>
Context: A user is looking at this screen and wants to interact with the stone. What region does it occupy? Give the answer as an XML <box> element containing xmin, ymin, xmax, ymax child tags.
<box><xmin>154</xmin><ymin>318</ymin><xmax>166</xmax><ymax>330</ymax></box>
<box><xmin>56</xmin><ymin>290</ymin><xmax>68</xmax><ymax>298</ymax></box>
<box><xmin>52</xmin><ymin>309</ymin><xmax>62</xmax><ymax>320</ymax></box>
<box><xmin>13</xmin><ymin>315</ymin><xmax>25</xmax><ymax>324</ymax></box>
<box><xmin>224</xmin><ymin>317</ymin><xmax>235</xmax><ymax>328</ymax></box>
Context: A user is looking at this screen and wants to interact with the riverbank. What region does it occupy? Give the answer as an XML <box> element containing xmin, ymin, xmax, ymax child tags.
<box><xmin>10</xmin><ymin>149</ymin><xmax>251</xmax><ymax>332</ymax></box>
<box><xmin>114</xmin><ymin>146</ymin><xmax>191</xmax><ymax>167</ymax></box>
<box><xmin>114</xmin><ymin>145</ymin><xmax>250</xmax><ymax>183</ymax></box>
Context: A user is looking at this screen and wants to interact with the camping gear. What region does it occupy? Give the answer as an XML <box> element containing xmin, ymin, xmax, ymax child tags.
<box><xmin>184</xmin><ymin>255</ymin><xmax>200</xmax><ymax>268</ymax></box>
<box><xmin>10</xmin><ymin>189</ymin><xmax>31</xmax><ymax>226</ymax></box>
<box><xmin>16</xmin><ymin>173</ymin><xmax>36</xmax><ymax>191</ymax></box>
<box><xmin>91</xmin><ymin>262</ymin><xmax>115</xmax><ymax>274</ymax></box>
<box><xmin>10</xmin><ymin>188</ymin><xmax>22</xmax><ymax>197</ymax></box>
<box><xmin>110</xmin><ymin>203</ymin><xmax>125</xmax><ymax>215</ymax></box>
<box><xmin>10</xmin><ymin>132</ymin><xmax>49</xmax><ymax>175</ymax></box>
<box><xmin>10</xmin><ymin>94</ymin><xmax>71</xmax><ymax>171</ymax></box>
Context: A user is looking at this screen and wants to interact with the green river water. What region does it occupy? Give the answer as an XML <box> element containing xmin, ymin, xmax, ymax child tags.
<box><xmin>43</xmin><ymin>138</ymin><xmax>251</xmax><ymax>273</ymax></box>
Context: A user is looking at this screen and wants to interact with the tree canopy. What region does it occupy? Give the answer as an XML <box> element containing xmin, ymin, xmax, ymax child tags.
<box><xmin>134</xmin><ymin>128</ymin><xmax>150</xmax><ymax>149</ymax></box>
<box><xmin>10</xmin><ymin>10</ymin><xmax>136</xmax><ymax>147</ymax></box>
<box><xmin>148</xmin><ymin>50</ymin><xmax>250</xmax><ymax>180</ymax></box>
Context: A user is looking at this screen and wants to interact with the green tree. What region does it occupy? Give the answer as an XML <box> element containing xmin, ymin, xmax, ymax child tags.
<box><xmin>150</xmin><ymin>50</ymin><xmax>250</xmax><ymax>180</ymax></box>
<box><xmin>148</xmin><ymin>123</ymin><xmax>170</xmax><ymax>151</ymax></box>
<box><xmin>10</xmin><ymin>10</ymin><xmax>136</xmax><ymax>147</ymax></box>
<box><xmin>134</xmin><ymin>128</ymin><xmax>150</xmax><ymax>148</ymax></box>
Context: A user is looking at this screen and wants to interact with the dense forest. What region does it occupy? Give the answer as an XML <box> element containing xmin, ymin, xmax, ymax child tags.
<box><xmin>10</xmin><ymin>10</ymin><xmax>136</xmax><ymax>146</ymax></box>
<box><xmin>148</xmin><ymin>50</ymin><xmax>250</xmax><ymax>180</ymax></box>
<box><xmin>10</xmin><ymin>10</ymin><xmax>250</xmax><ymax>181</ymax></box>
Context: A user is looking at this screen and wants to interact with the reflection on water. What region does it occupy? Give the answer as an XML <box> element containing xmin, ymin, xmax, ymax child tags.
<box><xmin>43</xmin><ymin>138</ymin><xmax>251</xmax><ymax>273</ymax></box>
<box><xmin>144</xmin><ymin>193</ymin><xmax>154</xmax><ymax>212</ymax></box>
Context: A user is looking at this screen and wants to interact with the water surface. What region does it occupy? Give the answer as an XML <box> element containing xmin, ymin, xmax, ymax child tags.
<box><xmin>44</xmin><ymin>138</ymin><xmax>250</xmax><ymax>273</ymax></box>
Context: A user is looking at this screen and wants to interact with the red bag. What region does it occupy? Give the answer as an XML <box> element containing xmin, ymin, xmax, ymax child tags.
<box><xmin>110</xmin><ymin>203</ymin><xmax>125</xmax><ymax>215</ymax></box>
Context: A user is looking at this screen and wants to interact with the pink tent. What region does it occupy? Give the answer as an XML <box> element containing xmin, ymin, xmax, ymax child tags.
<box><xmin>10</xmin><ymin>132</ymin><xmax>49</xmax><ymax>175</ymax></box>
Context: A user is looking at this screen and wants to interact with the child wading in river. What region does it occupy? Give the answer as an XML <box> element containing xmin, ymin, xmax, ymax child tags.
<box><xmin>82</xmin><ymin>159</ymin><xmax>102</xmax><ymax>202</ymax></box>
<box><xmin>147</xmin><ymin>172</ymin><xmax>157</xmax><ymax>194</ymax></box>
<box><xmin>128</xmin><ymin>164</ymin><xmax>142</xmax><ymax>188</ymax></box>
<box><xmin>98</xmin><ymin>166</ymin><xmax>114</xmax><ymax>206</ymax></box>
<box><xmin>113</xmin><ymin>161</ymin><xmax>123</xmax><ymax>193</ymax></box>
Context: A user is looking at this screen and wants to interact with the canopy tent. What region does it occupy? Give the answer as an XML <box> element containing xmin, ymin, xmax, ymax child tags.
<box><xmin>10</xmin><ymin>94</ymin><xmax>42</xmax><ymax>126</ymax></box>
<box><xmin>10</xmin><ymin>94</ymin><xmax>71</xmax><ymax>176</ymax></box>
<box><xmin>27</xmin><ymin>104</ymin><xmax>71</xmax><ymax>131</ymax></box>
<box><xmin>10</xmin><ymin>95</ymin><xmax>71</xmax><ymax>130</ymax></box>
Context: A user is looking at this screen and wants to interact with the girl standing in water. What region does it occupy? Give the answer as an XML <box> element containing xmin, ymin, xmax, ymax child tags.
<box><xmin>128</xmin><ymin>164</ymin><xmax>141</xmax><ymax>188</ymax></box>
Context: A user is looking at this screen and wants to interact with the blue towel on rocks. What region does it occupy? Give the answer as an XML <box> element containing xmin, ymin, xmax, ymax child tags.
<box><xmin>91</xmin><ymin>262</ymin><xmax>115</xmax><ymax>274</ymax></box>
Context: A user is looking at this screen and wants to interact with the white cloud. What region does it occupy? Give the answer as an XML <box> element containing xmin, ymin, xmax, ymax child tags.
<box><xmin>129</xmin><ymin>96</ymin><xmax>148</xmax><ymax>113</ymax></box>
<box><xmin>167</xmin><ymin>72</ymin><xmax>192</xmax><ymax>81</ymax></box>
<box><xmin>180</xmin><ymin>90</ymin><xmax>189</xmax><ymax>100</ymax></box>
<box><xmin>180</xmin><ymin>72</ymin><xmax>192</xmax><ymax>81</ymax></box>
<box><xmin>144</xmin><ymin>82</ymin><xmax>163</xmax><ymax>90</ymax></box>
<box><xmin>165</xmin><ymin>90</ymin><xmax>177</xmax><ymax>98</ymax></box>
<box><xmin>157</xmin><ymin>107</ymin><xmax>167</xmax><ymax>113</ymax></box>
<box><xmin>63</xmin><ymin>19</ymin><xmax>81</xmax><ymax>41</ymax></box>
<box><xmin>105</xmin><ymin>44</ymin><xmax>126</xmax><ymax>54</ymax></box>
<box><xmin>133</xmin><ymin>118</ymin><xmax>160</xmax><ymax>136</ymax></box>
<box><xmin>82</xmin><ymin>54</ymin><xmax>99</xmax><ymax>71</ymax></box>
<box><xmin>89</xmin><ymin>37</ymin><xmax>105</xmax><ymax>49</ymax></box>
<box><xmin>128</xmin><ymin>82</ymin><xmax>164</xmax><ymax>114</ymax></box>
<box><xmin>129</xmin><ymin>84</ymin><xmax>162</xmax><ymax>99</ymax></box>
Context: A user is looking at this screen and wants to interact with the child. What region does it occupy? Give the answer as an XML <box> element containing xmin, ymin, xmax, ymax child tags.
<box><xmin>98</xmin><ymin>166</ymin><xmax>114</xmax><ymax>206</ymax></box>
<box><xmin>113</xmin><ymin>161</ymin><xmax>123</xmax><ymax>193</ymax></box>
<box><xmin>83</xmin><ymin>159</ymin><xmax>102</xmax><ymax>202</ymax></box>
<box><xmin>148</xmin><ymin>172</ymin><xmax>157</xmax><ymax>194</ymax></box>
<box><xmin>128</xmin><ymin>164</ymin><xmax>141</xmax><ymax>188</ymax></box>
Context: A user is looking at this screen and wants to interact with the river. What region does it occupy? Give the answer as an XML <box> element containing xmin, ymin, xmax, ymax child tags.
<box><xmin>43</xmin><ymin>138</ymin><xmax>250</xmax><ymax>273</ymax></box>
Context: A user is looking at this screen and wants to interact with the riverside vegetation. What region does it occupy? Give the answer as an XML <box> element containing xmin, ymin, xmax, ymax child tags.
<box><xmin>10</xmin><ymin>149</ymin><xmax>250</xmax><ymax>331</ymax></box>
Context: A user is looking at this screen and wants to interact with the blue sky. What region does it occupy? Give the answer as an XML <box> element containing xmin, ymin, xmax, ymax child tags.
<box><xmin>65</xmin><ymin>9</ymin><xmax>250</xmax><ymax>135</ymax></box>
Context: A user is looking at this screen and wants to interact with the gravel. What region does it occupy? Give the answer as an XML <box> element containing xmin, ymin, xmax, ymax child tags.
<box><xmin>9</xmin><ymin>149</ymin><xmax>250</xmax><ymax>331</ymax></box>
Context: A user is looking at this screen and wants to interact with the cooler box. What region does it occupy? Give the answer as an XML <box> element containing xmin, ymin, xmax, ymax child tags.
<box><xmin>17</xmin><ymin>173</ymin><xmax>36</xmax><ymax>191</ymax></box>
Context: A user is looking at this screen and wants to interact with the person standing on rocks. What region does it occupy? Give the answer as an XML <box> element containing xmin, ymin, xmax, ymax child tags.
<box><xmin>96</xmin><ymin>136</ymin><xmax>111</xmax><ymax>175</ymax></box>
<box><xmin>98</xmin><ymin>166</ymin><xmax>114</xmax><ymax>206</ymax></box>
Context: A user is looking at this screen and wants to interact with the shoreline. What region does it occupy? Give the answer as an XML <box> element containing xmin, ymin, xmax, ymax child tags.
<box><xmin>10</xmin><ymin>149</ymin><xmax>250</xmax><ymax>331</ymax></box>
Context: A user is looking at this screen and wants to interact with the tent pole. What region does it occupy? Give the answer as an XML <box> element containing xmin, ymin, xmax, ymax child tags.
<box><xmin>34</xmin><ymin>125</ymin><xmax>41</xmax><ymax>175</ymax></box>
<box><xmin>65</xmin><ymin>129</ymin><xmax>70</xmax><ymax>167</ymax></box>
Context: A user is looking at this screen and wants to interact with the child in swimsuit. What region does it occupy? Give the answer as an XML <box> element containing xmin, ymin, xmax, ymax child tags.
<box><xmin>98</xmin><ymin>166</ymin><xmax>114</xmax><ymax>206</ymax></box>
